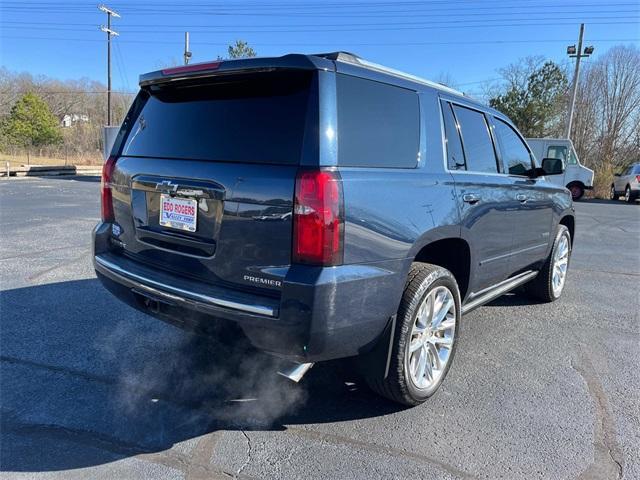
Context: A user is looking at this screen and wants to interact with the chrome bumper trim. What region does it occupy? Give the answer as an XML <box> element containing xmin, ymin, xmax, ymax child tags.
<box><xmin>95</xmin><ymin>255</ymin><xmax>276</xmax><ymax>317</ymax></box>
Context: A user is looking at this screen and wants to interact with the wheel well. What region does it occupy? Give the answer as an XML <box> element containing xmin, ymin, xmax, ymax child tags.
<box><xmin>414</xmin><ymin>238</ymin><xmax>470</xmax><ymax>300</ymax></box>
<box><xmin>566</xmin><ymin>181</ymin><xmax>584</xmax><ymax>188</ymax></box>
<box><xmin>559</xmin><ymin>216</ymin><xmax>575</xmax><ymax>245</ymax></box>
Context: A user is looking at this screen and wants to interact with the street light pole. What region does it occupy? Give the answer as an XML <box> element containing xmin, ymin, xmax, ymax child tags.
<box><xmin>184</xmin><ymin>32</ymin><xmax>192</xmax><ymax>65</ymax></box>
<box><xmin>565</xmin><ymin>24</ymin><xmax>594</xmax><ymax>140</ymax></box>
<box><xmin>98</xmin><ymin>5</ymin><xmax>120</xmax><ymax>126</ymax></box>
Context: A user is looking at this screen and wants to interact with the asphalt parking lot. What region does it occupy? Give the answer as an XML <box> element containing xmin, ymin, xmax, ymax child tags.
<box><xmin>1</xmin><ymin>176</ymin><xmax>638</xmax><ymax>480</ymax></box>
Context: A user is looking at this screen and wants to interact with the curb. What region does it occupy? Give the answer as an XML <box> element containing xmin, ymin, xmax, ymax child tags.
<box><xmin>1</xmin><ymin>165</ymin><xmax>102</xmax><ymax>178</ymax></box>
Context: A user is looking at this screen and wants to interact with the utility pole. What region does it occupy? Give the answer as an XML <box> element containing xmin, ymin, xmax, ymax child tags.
<box><xmin>98</xmin><ymin>4</ymin><xmax>120</xmax><ymax>126</ymax></box>
<box><xmin>184</xmin><ymin>32</ymin><xmax>192</xmax><ymax>65</ymax></box>
<box><xmin>565</xmin><ymin>23</ymin><xmax>594</xmax><ymax>140</ymax></box>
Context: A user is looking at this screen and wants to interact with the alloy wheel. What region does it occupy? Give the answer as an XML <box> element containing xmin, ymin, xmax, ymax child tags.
<box><xmin>407</xmin><ymin>286</ymin><xmax>456</xmax><ymax>390</ymax></box>
<box><xmin>552</xmin><ymin>234</ymin><xmax>570</xmax><ymax>297</ymax></box>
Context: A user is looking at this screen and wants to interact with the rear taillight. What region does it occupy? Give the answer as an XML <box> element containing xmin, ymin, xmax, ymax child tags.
<box><xmin>635</xmin><ymin>175</ymin><xmax>640</xmax><ymax>183</ymax></box>
<box><xmin>293</xmin><ymin>169</ymin><xmax>344</xmax><ymax>266</ymax></box>
<box><xmin>101</xmin><ymin>155</ymin><xmax>117</xmax><ymax>222</ymax></box>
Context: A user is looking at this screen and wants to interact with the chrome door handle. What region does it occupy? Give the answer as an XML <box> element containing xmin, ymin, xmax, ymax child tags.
<box><xmin>516</xmin><ymin>194</ymin><xmax>528</xmax><ymax>202</ymax></box>
<box><xmin>462</xmin><ymin>193</ymin><xmax>481</xmax><ymax>204</ymax></box>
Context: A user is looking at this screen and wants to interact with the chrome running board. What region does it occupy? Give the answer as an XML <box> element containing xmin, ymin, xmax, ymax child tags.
<box><xmin>462</xmin><ymin>270</ymin><xmax>538</xmax><ymax>315</ymax></box>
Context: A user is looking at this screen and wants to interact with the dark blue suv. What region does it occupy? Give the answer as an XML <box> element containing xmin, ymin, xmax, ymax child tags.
<box><xmin>93</xmin><ymin>52</ymin><xmax>575</xmax><ymax>406</ymax></box>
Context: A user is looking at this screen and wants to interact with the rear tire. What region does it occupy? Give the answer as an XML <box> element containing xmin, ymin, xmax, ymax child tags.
<box><xmin>625</xmin><ymin>185</ymin><xmax>636</xmax><ymax>203</ymax></box>
<box><xmin>525</xmin><ymin>225</ymin><xmax>571</xmax><ymax>302</ymax></box>
<box><xmin>567</xmin><ymin>182</ymin><xmax>585</xmax><ymax>201</ymax></box>
<box><xmin>366</xmin><ymin>263</ymin><xmax>461</xmax><ymax>406</ymax></box>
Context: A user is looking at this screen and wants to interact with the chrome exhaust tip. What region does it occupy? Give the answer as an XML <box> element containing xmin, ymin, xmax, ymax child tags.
<box><xmin>277</xmin><ymin>362</ymin><xmax>314</xmax><ymax>383</ymax></box>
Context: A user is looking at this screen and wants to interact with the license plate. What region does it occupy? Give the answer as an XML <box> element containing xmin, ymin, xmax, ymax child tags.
<box><xmin>159</xmin><ymin>194</ymin><xmax>198</xmax><ymax>232</ymax></box>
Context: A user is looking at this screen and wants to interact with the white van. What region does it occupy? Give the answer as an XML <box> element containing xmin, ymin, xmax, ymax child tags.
<box><xmin>526</xmin><ymin>138</ymin><xmax>594</xmax><ymax>200</ymax></box>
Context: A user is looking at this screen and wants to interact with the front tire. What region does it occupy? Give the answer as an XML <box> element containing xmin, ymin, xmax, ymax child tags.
<box><xmin>610</xmin><ymin>185</ymin><xmax>619</xmax><ymax>201</ymax></box>
<box><xmin>366</xmin><ymin>263</ymin><xmax>461</xmax><ymax>406</ymax></box>
<box><xmin>525</xmin><ymin>225</ymin><xmax>571</xmax><ymax>302</ymax></box>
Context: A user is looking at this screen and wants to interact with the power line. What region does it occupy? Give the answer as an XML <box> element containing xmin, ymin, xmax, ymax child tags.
<box><xmin>1</xmin><ymin>34</ymin><xmax>637</xmax><ymax>47</ymax></box>
<box><xmin>2</xmin><ymin>10</ymin><xmax>639</xmax><ymax>28</ymax></box>
<box><xmin>1</xmin><ymin>19</ymin><xmax>638</xmax><ymax>34</ymax></box>
<box><xmin>2</xmin><ymin>1</ymin><xmax>638</xmax><ymax>15</ymax></box>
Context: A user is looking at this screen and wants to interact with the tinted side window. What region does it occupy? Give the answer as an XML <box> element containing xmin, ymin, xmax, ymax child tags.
<box><xmin>633</xmin><ymin>165</ymin><xmax>640</xmax><ymax>174</ymax></box>
<box><xmin>494</xmin><ymin>118</ymin><xmax>533</xmax><ymax>175</ymax></box>
<box><xmin>453</xmin><ymin>105</ymin><xmax>499</xmax><ymax>173</ymax></box>
<box><xmin>337</xmin><ymin>74</ymin><xmax>419</xmax><ymax>168</ymax></box>
<box><xmin>441</xmin><ymin>101</ymin><xmax>466</xmax><ymax>170</ymax></box>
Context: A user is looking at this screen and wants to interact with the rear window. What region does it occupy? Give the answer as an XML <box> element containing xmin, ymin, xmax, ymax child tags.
<box><xmin>121</xmin><ymin>71</ymin><xmax>314</xmax><ymax>164</ymax></box>
<box><xmin>336</xmin><ymin>74</ymin><xmax>419</xmax><ymax>168</ymax></box>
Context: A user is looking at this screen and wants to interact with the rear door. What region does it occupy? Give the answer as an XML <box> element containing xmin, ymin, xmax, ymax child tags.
<box><xmin>491</xmin><ymin>117</ymin><xmax>554</xmax><ymax>273</ymax></box>
<box><xmin>108</xmin><ymin>70</ymin><xmax>317</xmax><ymax>291</ymax></box>
<box><xmin>442</xmin><ymin>99</ymin><xmax>515</xmax><ymax>293</ymax></box>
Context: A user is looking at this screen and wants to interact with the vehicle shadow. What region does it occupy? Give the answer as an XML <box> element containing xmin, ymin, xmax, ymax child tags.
<box><xmin>483</xmin><ymin>290</ymin><xmax>540</xmax><ymax>308</ymax></box>
<box><xmin>0</xmin><ymin>279</ymin><xmax>404</xmax><ymax>473</ymax></box>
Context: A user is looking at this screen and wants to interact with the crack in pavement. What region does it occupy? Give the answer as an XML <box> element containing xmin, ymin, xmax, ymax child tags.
<box><xmin>284</xmin><ymin>427</ymin><xmax>478</xmax><ymax>480</ymax></box>
<box><xmin>235</xmin><ymin>430</ymin><xmax>253</xmax><ymax>478</ymax></box>
<box><xmin>26</xmin><ymin>250</ymin><xmax>90</xmax><ymax>281</ymax></box>
<box><xmin>572</xmin><ymin>268</ymin><xmax>640</xmax><ymax>278</ymax></box>
<box><xmin>185</xmin><ymin>432</ymin><xmax>228</xmax><ymax>480</ymax></box>
<box><xmin>572</xmin><ymin>351</ymin><xmax>624</xmax><ymax>480</ymax></box>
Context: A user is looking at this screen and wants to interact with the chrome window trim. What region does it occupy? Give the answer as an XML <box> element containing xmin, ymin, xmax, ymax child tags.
<box><xmin>439</xmin><ymin>98</ymin><xmax>503</xmax><ymax>176</ymax></box>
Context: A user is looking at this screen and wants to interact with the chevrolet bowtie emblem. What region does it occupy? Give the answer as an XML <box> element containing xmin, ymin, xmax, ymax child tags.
<box><xmin>155</xmin><ymin>180</ymin><xmax>179</xmax><ymax>194</ymax></box>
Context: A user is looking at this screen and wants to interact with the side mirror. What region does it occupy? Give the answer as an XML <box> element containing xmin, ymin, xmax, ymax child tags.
<box><xmin>541</xmin><ymin>157</ymin><xmax>565</xmax><ymax>175</ymax></box>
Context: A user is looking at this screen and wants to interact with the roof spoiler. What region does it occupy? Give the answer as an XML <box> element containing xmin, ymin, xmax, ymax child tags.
<box><xmin>138</xmin><ymin>53</ymin><xmax>332</xmax><ymax>88</ymax></box>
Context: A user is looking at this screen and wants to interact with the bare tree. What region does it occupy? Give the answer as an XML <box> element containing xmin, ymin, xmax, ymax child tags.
<box><xmin>570</xmin><ymin>45</ymin><xmax>640</xmax><ymax>195</ymax></box>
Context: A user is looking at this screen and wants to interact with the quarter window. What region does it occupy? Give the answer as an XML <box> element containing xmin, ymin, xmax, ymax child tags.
<box><xmin>452</xmin><ymin>105</ymin><xmax>499</xmax><ymax>174</ymax></box>
<box><xmin>493</xmin><ymin>118</ymin><xmax>533</xmax><ymax>175</ymax></box>
<box><xmin>441</xmin><ymin>101</ymin><xmax>466</xmax><ymax>170</ymax></box>
<box><xmin>336</xmin><ymin>74</ymin><xmax>420</xmax><ymax>168</ymax></box>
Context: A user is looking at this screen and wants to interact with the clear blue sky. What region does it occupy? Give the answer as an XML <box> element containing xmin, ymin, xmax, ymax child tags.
<box><xmin>1</xmin><ymin>0</ymin><xmax>638</xmax><ymax>96</ymax></box>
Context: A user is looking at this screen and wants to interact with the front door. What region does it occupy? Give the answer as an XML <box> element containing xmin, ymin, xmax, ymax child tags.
<box><xmin>545</xmin><ymin>143</ymin><xmax>569</xmax><ymax>188</ymax></box>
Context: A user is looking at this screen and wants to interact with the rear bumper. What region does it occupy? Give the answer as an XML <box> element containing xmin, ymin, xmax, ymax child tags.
<box><xmin>93</xmin><ymin>222</ymin><xmax>408</xmax><ymax>362</ymax></box>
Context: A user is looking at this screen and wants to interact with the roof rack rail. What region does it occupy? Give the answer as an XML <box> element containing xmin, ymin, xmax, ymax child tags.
<box><xmin>313</xmin><ymin>51</ymin><xmax>465</xmax><ymax>96</ymax></box>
